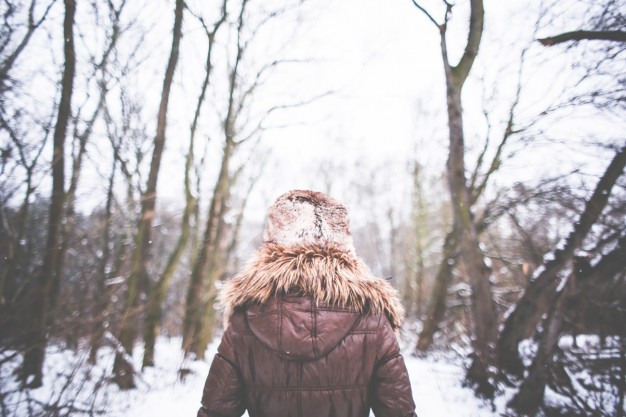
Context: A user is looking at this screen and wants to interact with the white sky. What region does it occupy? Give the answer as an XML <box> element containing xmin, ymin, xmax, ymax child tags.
<box><xmin>4</xmin><ymin>0</ymin><xmax>623</xmax><ymax>246</ymax></box>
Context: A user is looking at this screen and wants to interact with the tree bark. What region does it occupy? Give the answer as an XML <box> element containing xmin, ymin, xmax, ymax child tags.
<box><xmin>20</xmin><ymin>0</ymin><xmax>76</xmax><ymax>388</ymax></box>
<box><xmin>411</xmin><ymin>1</ymin><xmax>495</xmax><ymax>395</ymax></box>
<box><xmin>508</xmin><ymin>270</ymin><xmax>574</xmax><ymax>415</ymax></box>
<box><xmin>113</xmin><ymin>0</ymin><xmax>184</xmax><ymax>389</ymax></box>
<box><xmin>416</xmin><ymin>229</ymin><xmax>458</xmax><ymax>352</ymax></box>
<box><xmin>618</xmin><ymin>336</ymin><xmax>625</xmax><ymax>417</ymax></box>
<box><xmin>406</xmin><ymin>161</ymin><xmax>427</xmax><ymax>318</ymax></box>
<box><xmin>56</xmin><ymin>2</ymin><xmax>122</xmax><ymax>322</ymax></box>
<box><xmin>181</xmin><ymin>139</ymin><xmax>233</xmax><ymax>359</ymax></box>
<box><xmin>88</xmin><ymin>152</ymin><xmax>118</xmax><ymax>364</ymax></box>
<box><xmin>441</xmin><ymin>0</ymin><xmax>497</xmax><ymax>396</ymax></box>
<box><xmin>497</xmin><ymin>144</ymin><xmax>626</xmax><ymax>377</ymax></box>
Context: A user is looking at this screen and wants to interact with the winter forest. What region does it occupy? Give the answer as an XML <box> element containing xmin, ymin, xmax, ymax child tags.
<box><xmin>0</xmin><ymin>0</ymin><xmax>625</xmax><ymax>416</ymax></box>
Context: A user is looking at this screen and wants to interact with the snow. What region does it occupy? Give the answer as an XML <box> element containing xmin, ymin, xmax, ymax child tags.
<box><xmin>11</xmin><ymin>334</ymin><xmax>622</xmax><ymax>416</ymax></box>
<box><xmin>406</xmin><ymin>356</ymin><xmax>497</xmax><ymax>417</ymax></box>
<box><xmin>2</xmin><ymin>337</ymin><xmax>507</xmax><ymax>417</ymax></box>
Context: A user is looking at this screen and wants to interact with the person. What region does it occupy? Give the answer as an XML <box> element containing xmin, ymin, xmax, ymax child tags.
<box><xmin>197</xmin><ymin>190</ymin><xmax>417</xmax><ymax>417</ymax></box>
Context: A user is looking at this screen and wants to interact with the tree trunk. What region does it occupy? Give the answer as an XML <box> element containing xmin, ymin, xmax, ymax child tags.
<box><xmin>445</xmin><ymin>77</ymin><xmax>497</xmax><ymax>396</ymax></box>
<box><xmin>88</xmin><ymin>155</ymin><xmax>117</xmax><ymax>364</ymax></box>
<box><xmin>497</xmin><ymin>144</ymin><xmax>626</xmax><ymax>377</ymax></box>
<box><xmin>142</xmin><ymin>127</ymin><xmax>196</xmax><ymax>369</ymax></box>
<box><xmin>57</xmin><ymin>27</ymin><xmax>118</xmax><ymax>311</ymax></box>
<box><xmin>508</xmin><ymin>273</ymin><xmax>573</xmax><ymax>415</ymax></box>
<box><xmin>19</xmin><ymin>0</ymin><xmax>76</xmax><ymax>388</ymax></box>
<box><xmin>436</xmin><ymin>0</ymin><xmax>497</xmax><ymax>395</ymax></box>
<box><xmin>142</xmin><ymin>5</ymin><xmax>227</xmax><ymax>367</ymax></box>
<box><xmin>510</xmin><ymin>238</ymin><xmax>626</xmax><ymax>413</ymax></box>
<box><xmin>0</xmin><ymin>204</ymin><xmax>14</xmax><ymax>307</ymax></box>
<box><xmin>182</xmin><ymin>0</ymin><xmax>248</xmax><ymax>361</ymax></box>
<box><xmin>410</xmin><ymin>0</ymin><xmax>494</xmax><ymax>393</ymax></box>
<box><xmin>182</xmin><ymin>140</ymin><xmax>233</xmax><ymax>359</ymax></box>
<box><xmin>1</xmin><ymin>164</ymin><xmax>36</xmax><ymax>308</ymax></box>
<box><xmin>113</xmin><ymin>0</ymin><xmax>184</xmax><ymax>389</ymax></box>
<box><xmin>618</xmin><ymin>336</ymin><xmax>625</xmax><ymax>417</ymax></box>
<box><xmin>416</xmin><ymin>229</ymin><xmax>458</xmax><ymax>352</ymax></box>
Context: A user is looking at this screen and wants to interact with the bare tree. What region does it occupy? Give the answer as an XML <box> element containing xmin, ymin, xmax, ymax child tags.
<box><xmin>538</xmin><ymin>0</ymin><xmax>626</xmax><ymax>46</ymax></box>
<box><xmin>410</xmin><ymin>0</ymin><xmax>498</xmax><ymax>395</ymax></box>
<box><xmin>0</xmin><ymin>117</ymin><xmax>48</xmax><ymax>309</ymax></box>
<box><xmin>181</xmin><ymin>0</ymin><xmax>249</xmax><ymax>359</ymax></box>
<box><xmin>19</xmin><ymin>0</ymin><xmax>76</xmax><ymax>388</ymax></box>
<box><xmin>506</xmin><ymin>145</ymin><xmax>626</xmax><ymax>415</ymax></box>
<box><xmin>0</xmin><ymin>0</ymin><xmax>56</xmax><ymax>93</ymax></box>
<box><xmin>494</xmin><ymin>0</ymin><xmax>626</xmax><ymax>388</ymax></box>
<box><xmin>113</xmin><ymin>0</ymin><xmax>184</xmax><ymax>389</ymax></box>
<box><xmin>56</xmin><ymin>0</ymin><xmax>127</xmax><ymax>308</ymax></box>
<box><xmin>141</xmin><ymin>0</ymin><xmax>228</xmax><ymax>369</ymax></box>
<box><xmin>537</xmin><ymin>0</ymin><xmax>626</xmax><ymax>113</ymax></box>
<box><xmin>181</xmin><ymin>0</ymin><xmax>318</xmax><ymax>360</ymax></box>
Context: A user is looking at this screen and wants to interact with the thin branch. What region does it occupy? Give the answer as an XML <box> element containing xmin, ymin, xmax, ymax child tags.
<box><xmin>0</xmin><ymin>0</ymin><xmax>57</xmax><ymax>83</ymax></box>
<box><xmin>410</xmin><ymin>0</ymin><xmax>440</xmax><ymax>28</ymax></box>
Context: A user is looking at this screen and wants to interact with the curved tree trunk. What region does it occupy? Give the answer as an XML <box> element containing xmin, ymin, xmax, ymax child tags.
<box><xmin>510</xmin><ymin>236</ymin><xmax>626</xmax><ymax>415</ymax></box>
<box><xmin>411</xmin><ymin>1</ymin><xmax>495</xmax><ymax>395</ymax></box>
<box><xmin>497</xmin><ymin>145</ymin><xmax>626</xmax><ymax>377</ymax></box>
<box><xmin>441</xmin><ymin>0</ymin><xmax>497</xmax><ymax>396</ymax></box>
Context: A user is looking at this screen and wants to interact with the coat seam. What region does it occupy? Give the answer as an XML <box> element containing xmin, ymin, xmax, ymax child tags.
<box><xmin>348</xmin><ymin>330</ymin><xmax>377</xmax><ymax>335</ymax></box>
<box><xmin>378</xmin><ymin>352</ymin><xmax>402</xmax><ymax>367</ymax></box>
<box><xmin>297</xmin><ymin>362</ymin><xmax>302</xmax><ymax>417</ymax></box>
<box><xmin>277</xmin><ymin>298</ymin><xmax>283</xmax><ymax>353</ymax></box>
<box><xmin>311</xmin><ymin>300</ymin><xmax>319</xmax><ymax>358</ymax></box>
<box><xmin>220</xmin><ymin>360</ymin><xmax>234</xmax><ymax>411</ymax></box>
<box><xmin>247</xmin><ymin>385</ymin><xmax>368</xmax><ymax>392</ymax></box>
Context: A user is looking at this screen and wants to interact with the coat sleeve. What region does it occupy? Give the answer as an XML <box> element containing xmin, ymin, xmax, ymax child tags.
<box><xmin>370</xmin><ymin>317</ymin><xmax>417</xmax><ymax>417</ymax></box>
<box><xmin>197</xmin><ymin>325</ymin><xmax>246</xmax><ymax>417</ymax></box>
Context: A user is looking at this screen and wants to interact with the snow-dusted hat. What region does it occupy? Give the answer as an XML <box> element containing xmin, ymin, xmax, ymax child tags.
<box><xmin>263</xmin><ymin>190</ymin><xmax>355</xmax><ymax>252</ymax></box>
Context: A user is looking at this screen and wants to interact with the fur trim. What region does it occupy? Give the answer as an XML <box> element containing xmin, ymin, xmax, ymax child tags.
<box><xmin>219</xmin><ymin>243</ymin><xmax>405</xmax><ymax>331</ymax></box>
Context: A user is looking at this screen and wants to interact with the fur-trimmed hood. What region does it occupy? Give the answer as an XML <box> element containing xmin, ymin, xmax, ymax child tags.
<box><xmin>219</xmin><ymin>243</ymin><xmax>405</xmax><ymax>332</ymax></box>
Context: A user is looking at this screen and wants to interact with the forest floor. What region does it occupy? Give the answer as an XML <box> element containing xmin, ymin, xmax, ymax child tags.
<box><xmin>1</xmin><ymin>336</ymin><xmax>540</xmax><ymax>417</ymax></box>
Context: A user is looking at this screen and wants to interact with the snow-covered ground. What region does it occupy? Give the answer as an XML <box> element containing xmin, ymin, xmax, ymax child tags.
<box><xmin>2</xmin><ymin>336</ymin><xmax>508</xmax><ymax>417</ymax></box>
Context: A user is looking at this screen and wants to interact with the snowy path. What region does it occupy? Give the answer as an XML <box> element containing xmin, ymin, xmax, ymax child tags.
<box><xmin>3</xmin><ymin>337</ymin><xmax>499</xmax><ymax>417</ymax></box>
<box><xmin>114</xmin><ymin>338</ymin><xmax>497</xmax><ymax>417</ymax></box>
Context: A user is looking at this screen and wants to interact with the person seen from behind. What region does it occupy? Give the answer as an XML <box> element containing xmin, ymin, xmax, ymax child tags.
<box><xmin>197</xmin><ymin>190</ymin><xmax>417</xmax><ymax>417</ymax></box>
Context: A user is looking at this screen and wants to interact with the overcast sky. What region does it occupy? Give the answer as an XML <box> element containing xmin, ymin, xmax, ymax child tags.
<box><xmin>20</xmin><ymin>0</ymin><xmax>620</xmax><ymax>242</ymax></box>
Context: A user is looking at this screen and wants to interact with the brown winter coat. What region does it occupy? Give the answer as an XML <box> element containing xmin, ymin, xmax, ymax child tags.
<box><xmin>197</xmin><ymin>243</ymin><xmax>417</xmax><ymax>417</ymax></box>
